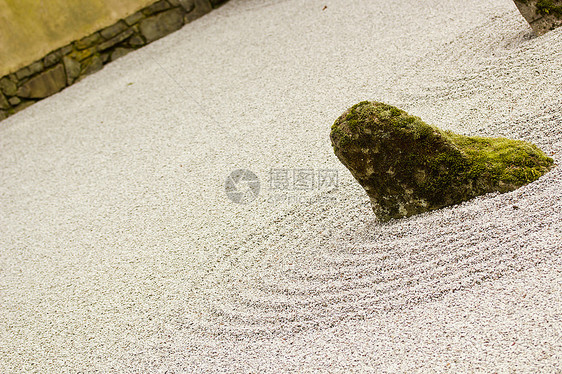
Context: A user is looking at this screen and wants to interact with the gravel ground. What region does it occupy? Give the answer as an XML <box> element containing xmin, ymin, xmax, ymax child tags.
<box><xmin>1</xmin><ymin>0</ymin><xmax>561</xmax><ymax>372</ymax></box>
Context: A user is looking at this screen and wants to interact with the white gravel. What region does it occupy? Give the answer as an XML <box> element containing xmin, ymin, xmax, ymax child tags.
<box><xmin>1</xmin><ymin>0</ymin><xmax>561</xmax><ymax>372</ymax></box>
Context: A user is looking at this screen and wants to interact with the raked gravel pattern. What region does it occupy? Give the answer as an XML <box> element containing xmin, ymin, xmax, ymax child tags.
<box><xmin>1</xmin><ymin>0</ymin><xmax>561</xmax><ymax>372</ymax></box>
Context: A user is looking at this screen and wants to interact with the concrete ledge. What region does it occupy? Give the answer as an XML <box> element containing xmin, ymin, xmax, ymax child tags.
<box><xmin>0</xmin><ymin>0</ymin><xmax>228</xmax><ymax>122</ymax></box>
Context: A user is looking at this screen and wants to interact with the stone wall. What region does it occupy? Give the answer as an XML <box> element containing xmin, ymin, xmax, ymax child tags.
<box><xmin>0</xmin><ymin>0</ymin><xmax>227</xmax><ymax>122</ymax></box>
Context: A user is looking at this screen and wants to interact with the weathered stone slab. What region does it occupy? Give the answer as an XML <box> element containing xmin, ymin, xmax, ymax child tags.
<box><xmin>16</xmin><ymin>64</ymin><xmax>66</xmax><ymax>99</ymax></box>
<box><xmin>80</xmin><ymin>55</ymin><xmax>104</xmax><ymax>76</ymax></box>
<box><xmin>100</xmin><ymin>21</ymin><xmax>128</xmax><ymax>40</ymax></box>
<box><xmin>513</xmin><ymin>0</ymin><xmax>562</xmax><ymax>35</ymax></box>
<box><xmin>184</xmin><ymin>0</ymin><xmax>213</xmax><ymax>23</ymax></box>
<box><xmin>15</xmin><ymin>61</ymin><xmax>44</xmax><ymax>80</ymax></box>
<box><xmin>44</xmin><ymin>49</ymin><xmax>63</xmax><ymax>67</ymax></box>
<box><xmin>0</xmin><ymin>92</ymin><xmax>9</xmax><ymax>109</ymax></box>
<box><xmin>75</xmin><ymin>33</ymin><xmax>102</xmax><ymax>50</ymax></box>
<box><xmin>63</xmin><ymin>56</ymin><xmax>81</xmax><ymax>85</ymax></box>
<box><xmin>124</xmin><ymin>11</ymin><xmax>145</xmax><ymax>26</ymax></box>
<box><xmin>128</xmin><ymin>34</ymin><xmax>146</xmax><ymax>48</ymax></box>
<box><xmin>13</xmin><ymin>100</ymin><xmax>35</xmax><ymax>113</ymax></box>
<box><xmin>140</xmin><ymin>8</ymin><xmax>185</xmax><ymax>43</ymax></box>
<box><xmin>111</xmin><ymin>47</ymin><xmax>133</xmax><ymax>61</ymax></box>
<box><xmin>143</xmin><ymin>0</ymin><xmax>173</xmax><ymax>15</ymax></box>
<box><xmin>0</xmin><ymin>77</ymin><xmax>17</xmax><ymax>96</ymax></box>
<box><xmin>97</xmin><ymin>29</ymin><xmax>134</xmax><ymax>51</ymax></box>
<box><xmin>168</xmin><ymin>0</ymin><xmax>196</xmax><ymax>12</ymax></box>
<box><xmin>330</xmin><ymin>101</ymin><xmax>554</xmax><ymax>222</ymax></box>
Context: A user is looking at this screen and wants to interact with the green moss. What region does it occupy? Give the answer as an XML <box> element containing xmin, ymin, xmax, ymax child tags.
<box><xmin>330</xmin><ymin>125</ymin><xmax>352</xmax><ymax>147</ymax></box>
<box><xmin>536</xmin><ymin>0</ymin><xmax>562</xmax><ymax>16</ymax></box>
<box><xmin>447</xmin><ymin>133</ymin><xmax>553</xmax><ymax>184</ymax></box>
<box><xmin>413</xmin><ymin>129</ymin><xmax>553</xmax><ymax>201</ymax></box>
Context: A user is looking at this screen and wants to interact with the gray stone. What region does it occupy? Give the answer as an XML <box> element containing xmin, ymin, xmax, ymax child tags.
<box><xmin>97</xmin><ymin>29</ymin><xmax>134</xmax><ymax>51</ymax></box>
<box><xmin>9</xmin><ymin>97</ymin><xmax>21</xmax><ymax>106</ymax></box>
<box><xmin>14</xmin><ymin>100</ymin><xmax>35</xmax><ymax>113</ymax></box>
<box><xmin>63</xmin><ymin>56</ymin><xmax>81</xmax><ymax>85</ymax></box>
<box><xmin>184</xmin><ymin>0</ymin><xmax>212</xmax><ymax>23</ymax></box>
<box><xmin>100</xmin><ymin>21</ymin><xmax>128</xmax><ymax>40</ymax></box>
<box><xmin>0</xmin><ymin>92</ymin><xmax>9</xmax><ymax>109</ymax></box>
<box><xmin>15</xmin><ymin>61</ymin><xmax>44</xmax><ymax>80</ymax></box>
<box><xmin>44</xmin><ymin>49</ymin><xmax>63</xmax><ymax>67</ymax></box>
<box><xmin>0</xmin><ymin>77</ymin><xmax>17</xmax><ymax>96</ymax></box>
<box><xmin>75</xmin><ymin>33</ymin><xmax>102</xmax><ymax>50</ymax></box>
<box><xmin>61</xmin><ymin>45</ymin><xmax>73</xmax><ymax>55</ymax></box>
<box><xmin>16</xmin><ymin>64</ymin><xmax>66</xmax><ymax>99</ymax></box>
<box><xmin>111</xmin><ymin>47</ymin><xmax>133</xmax><ymax>61</ymax></box>
<box><xmin>168</xmin><ymin>0</ymin><xmax>195</xmax><ymax>12</ymax></box>
<box><xmin>124</xmin><ymin>11</ymin><xmax>145</xmax><ymax>26</ymax></box>
<box><xmin>142</xmin><ymin>0</ymin><xmax>173</xmax><ymax>15</ymax></box>
<box><xmin>330</xmin><ymin>101</ymin><xmax>554</xmax><ymax>222</ymax></box>
<box><xmin>128</xmin><ymin>34</ymin><xmax>146</xmax><ymax>47</ymax></box>
<box><xmin>80</xmin><ymin>55</ymin><xmax>104</xmax><ymax>76</ymax></box>
<box><xmin>139</xmin><ymin>8</ymin><xmax>185</xmax><ymax>43</ymax></box>
<box><xmin>513</xmin><ymin>0</ymin><xmax>562</xmax><ymax>35</ymax></box>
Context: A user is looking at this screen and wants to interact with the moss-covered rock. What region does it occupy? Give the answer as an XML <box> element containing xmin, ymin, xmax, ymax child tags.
<box><xmin>513</xmin><ymin>0</ymin><xmax>562</xmax><ymax>35</ymax></box>
<box><xmin>330</xmin><ymin>101</ymin><xmax>554</xmax><ymax>222</ymax></box>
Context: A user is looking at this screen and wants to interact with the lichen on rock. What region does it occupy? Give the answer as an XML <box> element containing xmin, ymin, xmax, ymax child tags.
<box><xmin>330</xmin><ymin>101</ymin><xmax>554</xmax><ymax>222</ymax></box>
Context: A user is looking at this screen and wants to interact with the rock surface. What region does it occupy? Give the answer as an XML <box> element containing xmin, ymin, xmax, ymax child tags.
<box><xmin>513</xmin><ymin>0</ymin><xmax>562</xmax><ymax>35</ymax></box>
<box><xmin>330</xmin><ymin>101</ymin><xmax>554</xmax><ymax>221</ymax></box>
<box><xmin>140</xmin><ymin>8</ymin><xmax>185</xmax><ymax>43</ymax></box>
<box><xmin>16</xmin><ymin>64</ymin><xmax>66</xmax><ymax>99</ymax></box>
<box><xmin>0</xmin><ymin>92</ymin><xmax>9</xmax><ymax>109</ymax></box>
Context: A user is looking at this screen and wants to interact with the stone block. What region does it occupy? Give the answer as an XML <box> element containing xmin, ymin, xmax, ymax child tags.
<box><xmin>63</xmin><ymin>56</ymin><xmax>81</xmax><ymax>85</ymax></box>
<box><xmin>0</xmin><ymin>77</ymin><xmax>17</xmax><ymax>96</ymax></box>
<box><xmin>75</xmin><ymin>33</ymin><xmax>102</xmax><ymax>50</ymax></box>
<box><xmin>0</xmin><ymin>92</ymin><xmax>9</xmax><ymax>109</ymax></box>
<box><xmin>9</xmin><ymin>97</ymin><xmax>20</xmax><ymax>106</ymax></box>
<box><xmin>124</xmin><ymin>11</ymin><xmax>145</xmax><ymax>26</ymax></box>
<box><xmin>331</xmin><ymin>101</ymin><xmax>554</xmax><ymax>221</ymax></box>
<box><xmin>61</xmin><ymin>45</ymin><xmax>73</xmax><ymax>55</ymax></box>
<box><xmin>128</xmin><ymin>34</ymin><xmax>146</xmax><ymax>47</ymax></box>
<box><xmin>15</xmin><ymin>61</ymin><xmax>44</xmax><ymax>80</ymax></box>
<box><xmin>111</xmin><ymin>47</ymin><xmax>133</xmax><ymax>61</ymax></box>
<box><xmin>100</xmin><ymin>21</ymin><xmax>128</xmax><ymax>39</ymax></box>
<box><xmin>16</xmin><ymin>64</ymin><xmax>66</xmax><ymax>99</ymax></box>
<box><xmin>168</xmin><ymin>0</ymin><xmax>195</xmax><ymax>12</ymax></box>
<box><xmin>97</xmin><ymin>29</ymin><xmax>134</xmax><ymax>51</ymax></box>
<box><xmin>143</xmin><ymin>0</ymin><xmax>173</xmax><ymax>15</ymax></box>
<box><xmin>14</xmin><ymin>100</ymin><xmax>35</xmax><ymax>113</ymax></box>
<box><xmin>80</xmin><ymin>55</ymin><xmax>104</xmax><ymax>76</ymax></box>
<box><xmin>44</xmin><ymin>49</ymin><xmax>63</xmax><ymax>67</ymax></box>
<box><xmin>139</xmin><ymin>8</ymin><xmax>185</xmax><ymax>43</ymax></box>
<box><xmin>69</xmin><ymin>47</ymin><xmax>96</xmax><ymax>62</ymax></box>
<box><xmin>184</xmin><ymin>0</ymin><xmax>213</xmax><ymax>23</ymax></box>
